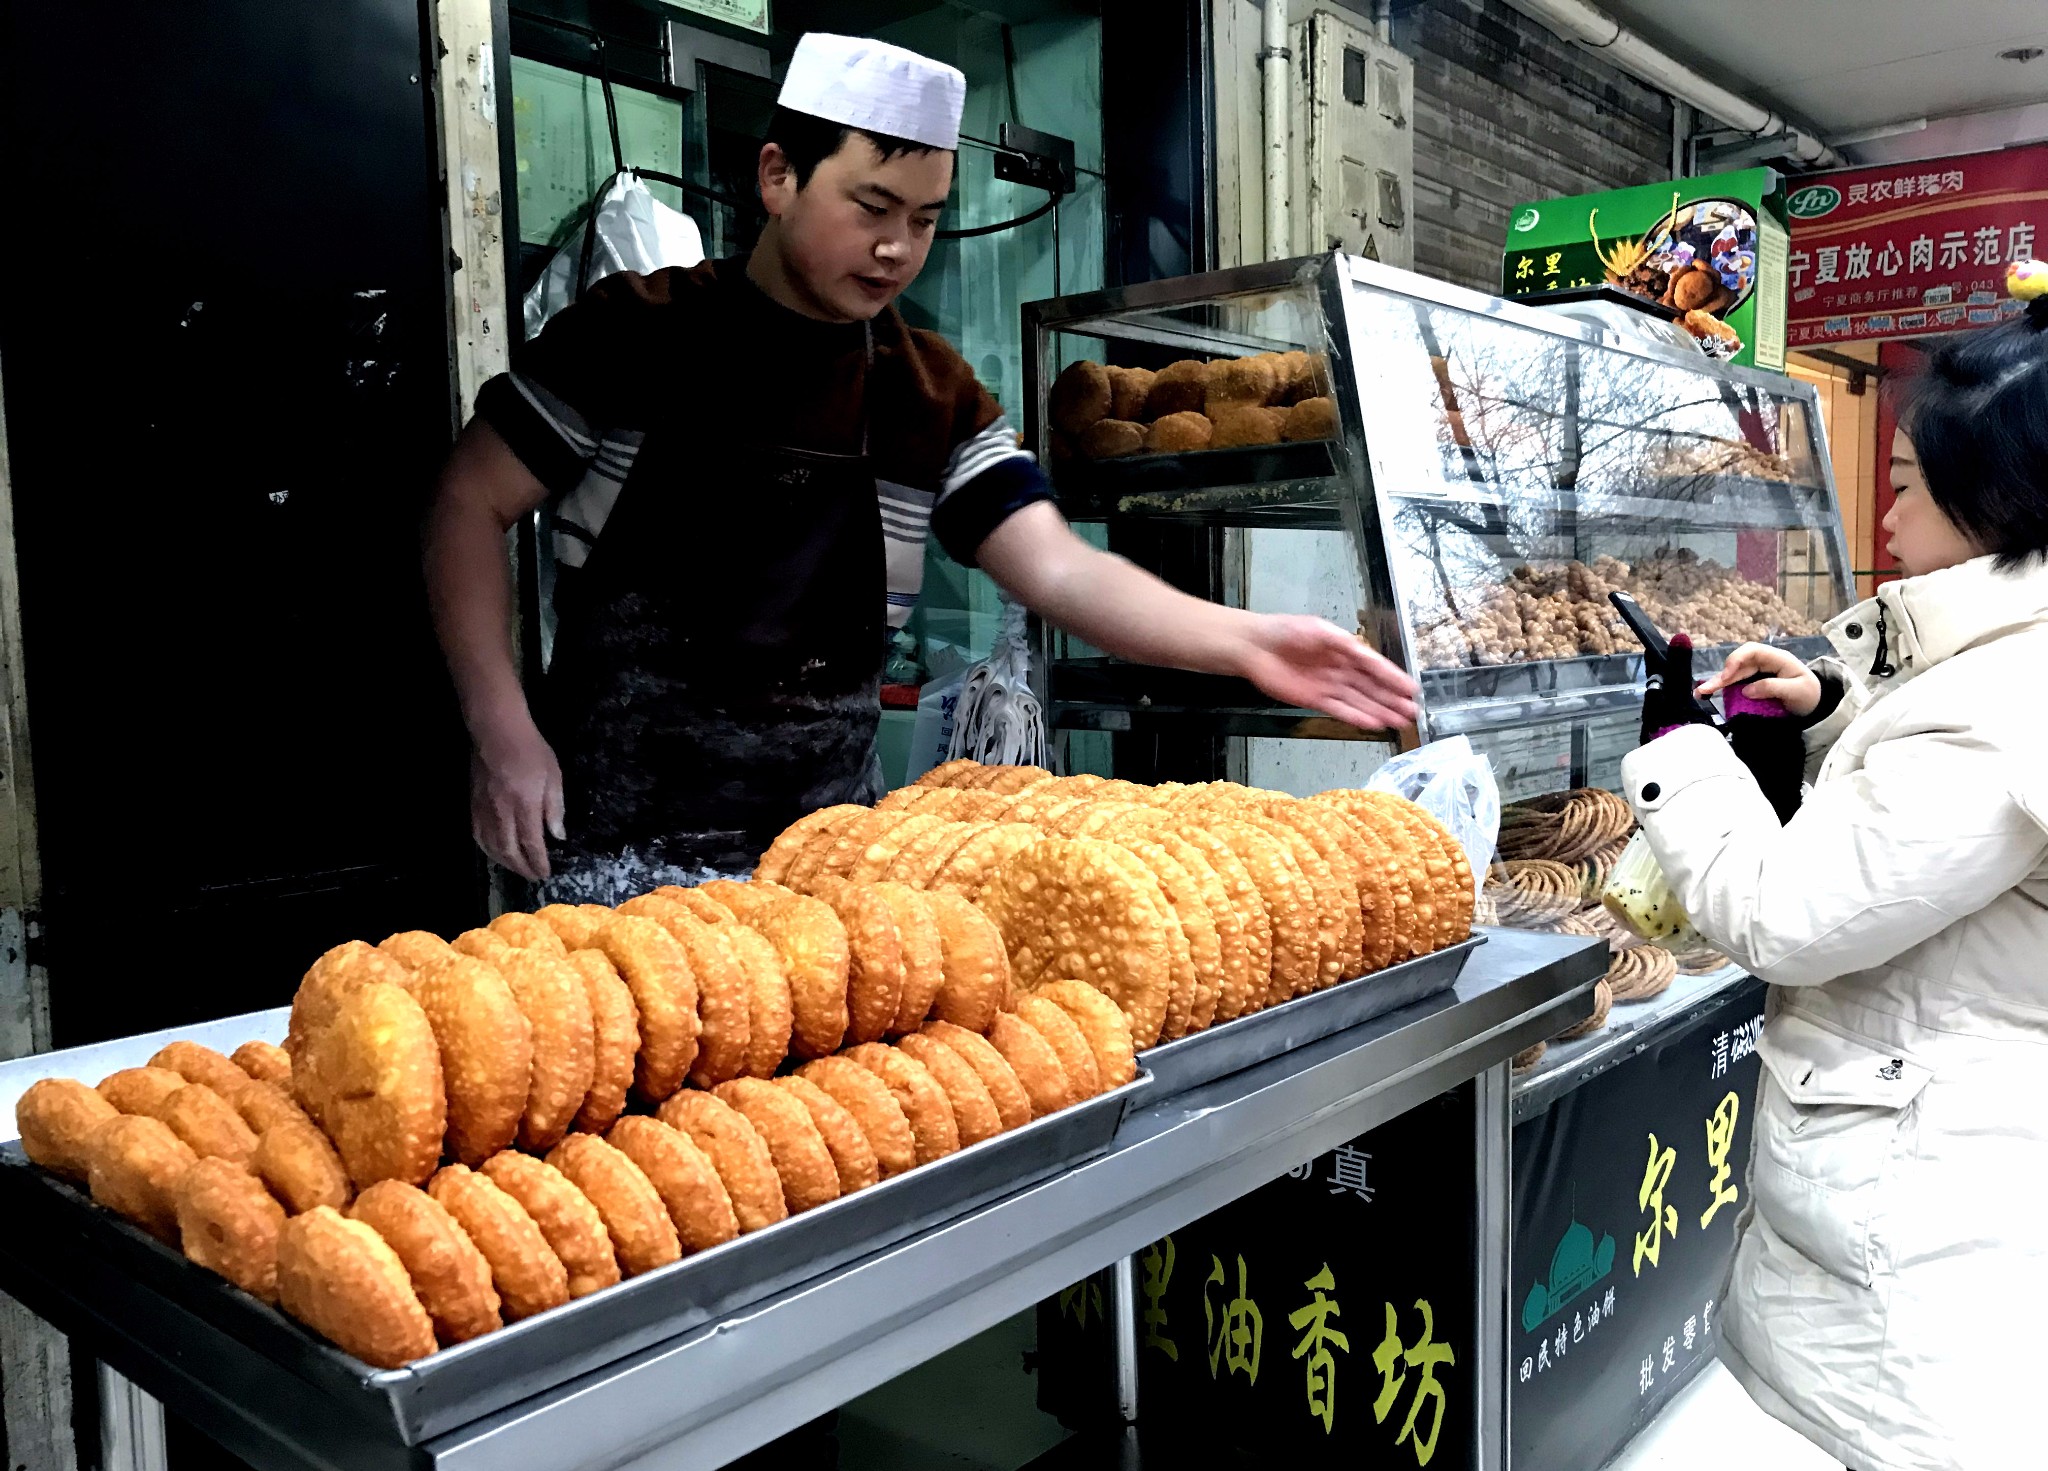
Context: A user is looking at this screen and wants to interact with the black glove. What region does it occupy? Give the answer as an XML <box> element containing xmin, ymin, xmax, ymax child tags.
<box><xmin>1723</xmin><ymin>680</ymin><xmax>1804</xmax><ymax>824</ymax></box>
<box><xmin>1639</xmin><ymin>632</ymin><xmax>1720</xmax><ymax>745</ymax></box>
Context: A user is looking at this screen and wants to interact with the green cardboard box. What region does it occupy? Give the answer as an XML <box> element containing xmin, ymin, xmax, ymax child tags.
<box><xmin>1502</xmin><ymin>168</ymin><xmax>1790</xmax><ymax>370</ymax></box>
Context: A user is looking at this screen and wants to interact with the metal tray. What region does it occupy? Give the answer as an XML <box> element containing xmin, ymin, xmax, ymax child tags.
<box><xmin>0</xmin><ymin>1072</ymin><xmax>1147</xmax><ymax>1447</ymax></box>
<box><xmin>1137</xmin><ymin>936</ymin><xmax>1484</xmax><ymax>1099</ymax></box>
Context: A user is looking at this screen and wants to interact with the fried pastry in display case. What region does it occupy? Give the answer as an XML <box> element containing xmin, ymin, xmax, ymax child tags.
<box><xmin>1023</xmin><ymin>254</ymin><xmax>1852</xmax><ymax>748</ymax></box>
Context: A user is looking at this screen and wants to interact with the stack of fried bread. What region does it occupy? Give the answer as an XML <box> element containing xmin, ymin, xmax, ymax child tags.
<box><xmin>1488</xmin><ymin>788</ymin><xmax>1730</xmax><ymax>1072</ymax></box>
<box><xmin>1047</xmin><ymin>351</ymin><xmax>1338</xmax><ymax>460</ymax></box>
<box><xmin>13</xmin><ymin>765</ymin><xmax>1471</xmax><ymax>1370</ymax></box>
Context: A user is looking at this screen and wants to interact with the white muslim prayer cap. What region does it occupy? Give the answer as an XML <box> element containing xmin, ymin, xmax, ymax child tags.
<box><xmin>777</xmin><ymin>33</ymin><xmax>966</xmax><ymax>153</ymax></box>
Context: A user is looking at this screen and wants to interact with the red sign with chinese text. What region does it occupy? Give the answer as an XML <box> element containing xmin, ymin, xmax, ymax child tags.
<box><xmin>1785</xmin><ymin>144</ymin><xmax>2047</xmax><ymax>346</ymax></box>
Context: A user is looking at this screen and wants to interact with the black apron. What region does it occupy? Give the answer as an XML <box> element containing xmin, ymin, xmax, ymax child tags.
<box><xmin>542</xmin><ymin>325</ymin><xmax>886</xmax><ymax>877</ymax></box>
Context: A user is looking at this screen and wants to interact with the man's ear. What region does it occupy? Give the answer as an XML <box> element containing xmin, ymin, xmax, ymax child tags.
<box><xmin>758</xmin><ymin>142</ymin><xmax>797</xmax><ymax>219</ymax></box>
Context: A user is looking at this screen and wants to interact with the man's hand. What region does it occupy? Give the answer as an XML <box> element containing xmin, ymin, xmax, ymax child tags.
<box><xmin>1237</xmin><ymin>614</ymin><xmax>1419</xmax><ymax>730</ymax></box>
<box><xmin>470</xmin><ymin>715</ymin><xmax>565</xmax><ymax>881</ymax></box>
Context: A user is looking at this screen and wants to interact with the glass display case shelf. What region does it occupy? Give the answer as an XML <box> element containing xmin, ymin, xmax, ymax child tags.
<box><xmin>1023</xmin><ymin>253</ymin><xmax>1853</xmax><ymax>744</ymax></box>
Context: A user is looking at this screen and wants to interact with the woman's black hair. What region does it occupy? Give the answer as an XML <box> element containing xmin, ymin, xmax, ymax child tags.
<box><xmin>764</xmin><ymin>105</ymin><xmax>945</xmax><ymax>191</ymax></box>
<box><xmin>1888</xmin><ymin>297</ymin><xmax>2048</xmax><ymax>570</ymax></box>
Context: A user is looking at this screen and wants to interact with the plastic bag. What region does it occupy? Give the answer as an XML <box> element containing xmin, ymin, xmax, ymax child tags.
<box><xmin>1600</xmin><ymin>831</ymin><xmax>1706</xmax><ymax>947</ymax></box>
<box><xmin>523</xmin><ymin>173</ymin><xmax>704</xmax><ymax>338</ymax></box>
<box><xmin>1366</xmin><ymin>736</ymin><xmax>1499</xmax><ymax>900</ymax></box>
<box><xmin>946</xmin><ymin>599</ymin><xmax>1046</xmax><ymax>769</ymax></box>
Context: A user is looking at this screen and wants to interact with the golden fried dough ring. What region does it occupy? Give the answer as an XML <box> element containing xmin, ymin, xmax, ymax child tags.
<box><xmin>975</xmin><ymin>837</ymin><xmax>1177</xmax><ymax>1048</ymax></box>
<box><xmin>1237</xmin><ymin>798</ymin><xmax>1368</xmax><ymax>980</ymax></box>
<box><xmin>814</xmin><ymin>881</ymin><xmax>905</xmax><ymax>1047</ymax></box>
<box><xmin>846</xmin><ymin>814</ymin><xmax>945</xmax><ymax>886</ymax></box>
<box><xmin>619</xmin><ymin>898</ymin><xmax>751</xmax><ymax>1088</ymax></box>
<box><xmin>539</xmin><ymin>1135</ymin><xmax>678</xmax><ymax>1278</ymax></box>
<box><xmin>88</xmin><ymin>1114</ymin><xmax>197</xmax><ymax>1241</ymax></box>
<box><xmin>286</xmin><ymin>942</ymin><xmax>413</xmax><ymax>1083</ymax></box>
<box><xmin>493</xmin><ymin>949</ymin><xmax>596</xmax><ymax>1152</ymax></box>
<box><xmin>17</xmin><ymin>1078</ymin><xmax>119</xmax><ymax>1182</ymax></box>
<box><xmin>1049</xmin><ymin>358</ymin><xmax>1112</xmax><ymax>436</ymax></box>
<box><xmin>697</xmin><ymin>879</ymin><xmax>796</xmax><ymax>926</ymax></box>
<box><xmin>1283</xmin><ymin>798</ymin><xmax>1396</xmax><ymax>972</ymax></box>
<box><xmin>254</xmin><ymin>1117</ymin><xmax>352</xmax><ymax>1215</ymax></box>
<box><xmin>379</xmin><ymin>930</ymin><xmax>456</xmax><ymax>971</ymax></box>
<box><xmin>482</xmin><ymin>1151</ymin><xmax>621</xmax><ymax>1297</ymax></box>
<box><xmin>745</xmin><ymin>894</ymin><xmax>850</xmax><ymax>1060</ymax></box>
<box><xmin>873</xmin><ymin>883</ymin><xmax>944</xmax><ymax>1034</ymax></box>
<box><xmin>452</xmin><ymin>927</ymin><xmax>518</xmax><ymax>966</ymax></box>
<box><xmin>429</xmin><ymin>1164</ymin><xmax>570</xmax><ymax>1321</ymax></box>
<box><xmin>148</xmin><ymin>1085</ymin><xmax>258</xmax><ymax>1167</ymax></box>
<box><xmin>1321</xmin><ymin>793</ymin><xmax>1437</xmax><ymax>957</ymax></box>
<box><xmin>1200</xmin><ymin>820</ymin><xmax>1315</xmax><ymax>1008</ymax></box>
<box><xmin>604</xmin><ymin>1116</ymin><xmax>739</xmax><ymax>1254</ymax></box>
<box><xmin>410</xmin><ymin>955</ymin><xmax>534</xmax><ymax>1166</ymax></box>
<box><xmin>98</xmin><ymin>1066</ymin><xmax>188</xmax><ymax>1117</ymax></box>
<box><xmin>799</xmin><ymin>808</ymin><xmax>899</xmax><ymax>890</ymax></box>
<box><xmin>534</xmin><ymin>905</ymin><xmax>609</xmax><ymax>951</ymax></box>
<box><xmin>488</xmin><ymin>912</ymin><xmax>570</xmax><ymax>956</ymax></box>
<box><xmin>348</xmin><ymin>1180</ymin><xmax>501</xmax><ymax>1344</ymax></box>
<box><xmin>1160</xmin><ymin>823</ymin><xmax>1272</xmax><ymax>1021</ymax></box>
<box><xmin>724</xmin><ymin>924</ymin><xmax>795</xmax><ymax>1079</ymax></box>
<box><xmin>1359</xmin><ymin>794</ymin><xmax>1465</xmax><ymax>949</ymax></box>
<box><xmin>842</xmin><ymin>1043</ymin><xmax>959</xmax><ymax>1165</ymax></box>
<box><xmin>1312</xmin><ymin>802</ymin><xmax>1419</xmax><ymax>964</ymax></box>
<box><xmin>654</xmin><ymin>1091</ymin><xmax>788</xmax><ymax>1233</ymax></box>
<box><xmin>713</xmin><ymin>1078</ymin><xmax>841</xmax><ymax>1214</ymax></box>
<box><xmin>151</xmin><ymin>1041</ymin><xmax>254</xmax><ymax>1104</ymax></box>
<box><xmin>1239</xmin><ymin>811</ymin><xmax>1350</xmax><ymax>991</ymax></box>
<box><xmin>920</xmin><ymin>1021</ymin><xmax>1033</xmax><ymax>1132</ymax></box>
<box><xmin>755</xmin><ymin>803</ymin><xmax>868</xmax><ymax>886</ymax></box>
<box><xmin>233</xmin><ymin>1041</ymin><xmax>292</xmax><ymax>1089</ymax></box>
<box><xmin>278</xmin><ymin>1207</ymin><xmax>436</xmax><ymax>1368</ymax></box>
<box><xmin>892</xmin><ymin>1035</ymin><xmax>1004</xmax><ymax>1147</ymax></box>
<box><xmin>1091</xmin><ymin>841</ymin><xmax>1200</xmax><ymax>1041</ymax></box>
<box><xmin>795</xmin><ymin>1056</ymin><xmax>917</xmax><ymax>1180</ymax></box>
<box><xmin>774</xmin><ymin>1076</ymin><xmax>880</xmax><ymax>1196</ymax></box>
<box><xmin>233</xmin><ymin>1079</ymin><xmax>310</xmax><ymax>1135</ymax></box>
<box><xmin>929</xmin><ymin>823</ymin><xmax>1043</xmax><ymax>900</ymax></box>
<box><xmin>591</xmin><ymin>915</ymin><xmax>700</xmax><ymax>1102</ymax></box>
<box><xmin>564</xmin><ymin>950</ymin><xmax>639</xmax><ymax>1134</ymax></box>
<box><xmin>649</xmin><ymin>886</ymin><xmax>738</xmax><ymax>925</ymax></box>
<box><xmin>982</xmin><ymin>1013</ymin><xmax>1075</xmax><ymax>1119</ymax></box>
<box><xmin>917</xmin><ymin>758</ymin><xmax>987</xmax><ymax>788</ymax></box>
<box><xmin>305</xmin><ymin>981</ymin><xmax>446</xmax><ymax>1187</ymax></box>
<box><xmin>1028</xmin><ymin>982</ymin><xmax>1139</xmax><ymax>1090</ymax></box>
<box><xmin>882</xmin><ymin>819</ymin><xmax>975</xmax><ymax>886</ymax></box>
<box><xmin>1007</xmin><ymin>996</ymin><xmax>1101</xmax><ymax>1102</ymax></box>
<box><xmin>922</xmin><ymin>890</ymin><xmax>1010</xmax><ymax>1033</ymax></box>
<box><xmin>178</xmin><ymin>1156</ymin><xmax>286</xmax><ymax>1301</ymax></box>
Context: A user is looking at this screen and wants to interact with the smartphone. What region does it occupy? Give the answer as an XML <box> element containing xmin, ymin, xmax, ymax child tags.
<box><xmin>1608</xmin><ymin>592</ymin><xmax>1669</xmax><ymax>661</ymax></box>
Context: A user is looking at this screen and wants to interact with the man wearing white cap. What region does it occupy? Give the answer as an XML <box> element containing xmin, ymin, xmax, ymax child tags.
<box><xmin>425</xmin><ymin>32</ymin><xmax>1418</xmax><ymax>899</ymax></box>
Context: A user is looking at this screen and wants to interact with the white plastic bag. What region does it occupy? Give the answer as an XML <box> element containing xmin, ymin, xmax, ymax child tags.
<box><xmin>523</xmin><ymin>173</ymin><xmax>704</xmax><ymax>338</ymax></box>
<box><xmin>1600</xmin><ymin>831</ymin><xmax>1706</xmax><ymax>947</ymax></box>
<box><xmin>1366</xmin><ymin>736</ymin><xmax>1500</xmax><ymax>900</ymax></box>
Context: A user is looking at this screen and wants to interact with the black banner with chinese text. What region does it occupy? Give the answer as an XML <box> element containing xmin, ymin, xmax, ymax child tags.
<box><xmin>1126</xmin><ymin>1086</ymin><xmax>1478</xmax><ymax>1469</ymax></box>
<box><xmin>1509</xmin><ymin>978</ymin><xmax>1766</xmax><ymax>1469</ymax></box>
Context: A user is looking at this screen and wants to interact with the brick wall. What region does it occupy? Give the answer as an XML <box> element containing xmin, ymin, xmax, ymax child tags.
<box><xmin>1390</xmin><ymin>0</ymin><xmax>1677</xmax><ymax>291</ymax></box>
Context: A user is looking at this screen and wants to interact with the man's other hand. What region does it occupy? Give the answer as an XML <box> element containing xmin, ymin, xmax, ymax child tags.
<box><xmin>1237</xmin><ymin>614</ymin><xmax>1420</xmax><ymax>731</ymax></box>
<box><xmin>470</xmin><ymin>716</ymin><xmax>565</xmax><ymax>881</ymax></box>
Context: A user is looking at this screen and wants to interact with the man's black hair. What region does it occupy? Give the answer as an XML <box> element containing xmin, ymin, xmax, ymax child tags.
<box><xmin>765</xmin><ymin>104</ymin><xmax>946</xmax><ymax>190</ymax></box>
<box><xmin>1888</xmin><ymin>304</ymin><xmax>2048</xmax><ymax>570</ymax></box>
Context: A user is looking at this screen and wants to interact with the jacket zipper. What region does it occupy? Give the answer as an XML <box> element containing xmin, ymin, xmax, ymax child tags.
<box><xmin>1870</xmin><ymin>603</ymin><xmax>1897</xmax><ymax>679</ymax></box>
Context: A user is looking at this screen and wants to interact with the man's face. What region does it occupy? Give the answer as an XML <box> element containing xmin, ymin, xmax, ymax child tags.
<box><xmin>760</xmin><ymin>133</ymin><xmax>954</xmax><ymax>323</ymax></box>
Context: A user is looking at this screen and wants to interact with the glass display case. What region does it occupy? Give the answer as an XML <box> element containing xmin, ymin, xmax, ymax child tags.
<box><xmin>1023</xmin><ymin>253</ymin><xmax>1852</xmax><ymax>745</ymax></box>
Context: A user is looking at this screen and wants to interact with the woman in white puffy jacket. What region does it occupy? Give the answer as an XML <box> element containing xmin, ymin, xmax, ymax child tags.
<box><xmin>1623</xmin><ymin>302</ymin><xmax>2048</xmax><ymax>1471</ymax></box>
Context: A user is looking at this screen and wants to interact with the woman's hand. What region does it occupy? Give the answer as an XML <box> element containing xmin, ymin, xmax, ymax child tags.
<box><xmin>1696</xmin><ymin>643</ymin><xmax>1822</xmax><ymax>718</ymax></box>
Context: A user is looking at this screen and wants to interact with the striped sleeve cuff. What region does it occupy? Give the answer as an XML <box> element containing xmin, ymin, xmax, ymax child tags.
<box><xmin>475</xmin><ymin>371</ymin><xmax>599</xmax><ymax>496</ymax></box>
<box><xmin>932</xmin><ymin>454</ymin><xmax>1056</xmax><ymax>566</ymax></box>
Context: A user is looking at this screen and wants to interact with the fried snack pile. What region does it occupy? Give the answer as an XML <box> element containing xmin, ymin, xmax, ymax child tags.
<box><xmin>1047</xmin><ymin>352</ymin><xmax>1336</xmax><ymax>462</ymax></box>
<box><xmin>1490</xmin><ymin>788</ymin><xmax>1728</xmax><ymax>1072</ymax></box>
<box><xmin>1411</xmin><ymin>550</ymin><xmax>1823</xmax><ymax>671</ymax></box>
<box><xmin>12</xmin><ymin>848</ymin><xmax>1148</xmax><ymax>1368</ymax></box>
<box><xmin>770</xmin><ymin>763</ymin><xmax>1476</xmax><ymax>1053</ymax></box>
<box><xmin>13</xmin><ymin>766</ymin><xmax>1476</xmax><ymax>1372</ymax></box>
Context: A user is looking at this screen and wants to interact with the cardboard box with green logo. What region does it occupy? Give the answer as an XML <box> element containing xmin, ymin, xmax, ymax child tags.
<box><xmin>1502</xmin><ymin>168</ymin><xmax>1791</xmax><ymax>370</ymax></box>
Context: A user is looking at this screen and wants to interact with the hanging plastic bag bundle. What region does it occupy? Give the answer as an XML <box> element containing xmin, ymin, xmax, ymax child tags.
<box><xmin>1365</xmin><ymin>735</ymin><xmax>1499</xmax><ymax>901</ymax></box>
<box><xmin>523</xmin><ymin>172</ymin><xmax>705</xmax><ymax>338</ymax></box>
<box><xmin>946</xmin><ymin>598</ymin><xmax>1046</xmax><ymax>770</ymax></box>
